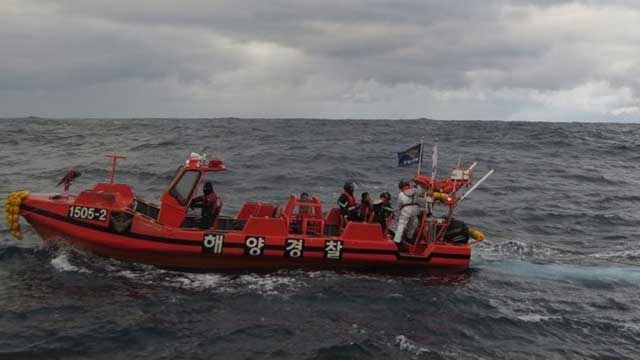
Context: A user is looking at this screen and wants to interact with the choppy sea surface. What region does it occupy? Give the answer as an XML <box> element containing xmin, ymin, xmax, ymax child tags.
<box><xmin>1</xmin><ymin>118</ymin><xmax>639</xmax><ymax>359</ymax></box>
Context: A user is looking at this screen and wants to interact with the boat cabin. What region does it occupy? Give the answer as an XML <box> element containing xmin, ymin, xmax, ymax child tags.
<box><xmin>156</xmin><ymin>155</ymin><xmax>226</xmax><ymax>227</ymax></box>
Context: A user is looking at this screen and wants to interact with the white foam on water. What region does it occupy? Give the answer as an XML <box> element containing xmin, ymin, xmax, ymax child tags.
<box><xmin>237</xmin><ymin>273</ymin><xmax>307</xmax><ymax>296</ymax></box>
<box><xmin>517</xmin><ymin>314</ymin><xmax>561</xmax><ymax>322</ymax></box>
<box><xmin>107</xmin><ymin>267</ymin><xmax>233</xmax><ymax>292</ymax></box>
<box><xmin>50</xmin><ymin>252</ymin><xmax>91</xmax><ymax>273</ymax></box>
<box><xmin>175</xmin><ymin>273</ymin><xmax>228</xmax><ymax>291</ymax></box>
<box><xmin>591</xmin><ymin>249</ymin><xmax>640</xmax><ymax>260</ymax></box>
<box><xmin>99</xmin><ymin>264</ymin><xmax>306</xmax><ymax>297</ymax></box>
<box><xmin>478</xmin><ymin>239</ymin><xmax>567</xmax><ymax>262</ymax></box>
<box><xmin>488</xmin><ymin>294</ymin><xmax>566</xmax><ymax>325</ymax></box>
<box><xmin>301</xmin><ymin>270</ymin><xmax>340</xmax><ymax>280</ymax></box>
<box><xmin>45</xmin><ymin>246</ymin><xmax>311</xmax><ymax>297</ymax></box>
<box><xmin>394</xmin><ymin>335</ymin><xmax>431</xmax><ymax>356</ymax></box>
<box><xmin>386</xmin><ymin>293</ymin><xmax>404</xmax><ymax>299</ymax></box>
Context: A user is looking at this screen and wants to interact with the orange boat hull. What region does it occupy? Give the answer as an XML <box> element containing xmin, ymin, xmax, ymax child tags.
<box><xmin>21</xmin><ymin>196</ymin><xmax>471</xmax><ymax>271</ymax></box>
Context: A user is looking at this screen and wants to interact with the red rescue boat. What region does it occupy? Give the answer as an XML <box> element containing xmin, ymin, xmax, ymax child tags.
<box><xmin>7</xmin><ymin>153</ymin><xmax>490</xmax><ymax>271</ymax></box>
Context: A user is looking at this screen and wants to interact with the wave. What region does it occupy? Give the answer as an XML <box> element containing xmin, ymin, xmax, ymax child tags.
<box><xmin>129</xmin><ymin>140</ymin><xmax>180</xmax><ymax>151</ymax></box>
<box><xmin>590</xmin><ymin>249</ymin><xmax>640</xmax><ymax>261</ymax></box>
<box><xmin>394</xmin><ymin>335</ymin><xmax>431</xmax><ymax>356</ymax></box>
<box><xmin>516</xmin><ymin>314</ymin><xmax>562</xmax><ymax>323</ymax></box>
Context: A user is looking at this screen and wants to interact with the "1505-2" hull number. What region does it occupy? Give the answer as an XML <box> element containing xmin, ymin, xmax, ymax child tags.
<box><xmin>68</xmin><ymin>206</ymin><xmax>108</xmax><ymax>221</ymax></box>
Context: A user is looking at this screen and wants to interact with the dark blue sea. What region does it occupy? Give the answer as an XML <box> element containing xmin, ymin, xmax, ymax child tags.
<box><xmin>1</xmin><ymin>118</ymin><xmax>639</xmax><ymax>359</ymax></box>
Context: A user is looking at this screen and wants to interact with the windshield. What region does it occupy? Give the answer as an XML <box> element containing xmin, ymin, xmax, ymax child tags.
<box><xmin>170</xmin><ymin>170</ymin><xmax>200</xmax><ymax>205</ymax></box>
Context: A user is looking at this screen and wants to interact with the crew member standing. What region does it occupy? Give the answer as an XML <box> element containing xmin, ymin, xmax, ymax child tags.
<box><xmin>190</xmin><ymin>181</ymin><xmax>219</xmax><ymax>229</ymax></box>
<box><xmin>393</xmin><ymin>180</ymin><xmax>426</xmax><ymax>244</ymax></box>
<box><xmin>372</xmin><ymin>192</ymin><xmax>394</xmax><ymax>232</ymax></box>
<box><xmin>358</xmin><ymin>192</ymin><xmax>373</xmax><ymax>222</ymax></box>
<box><xmin>338</xmin><ymin>182</ymin><xmax>359</xmax><ymax>221</ymax></box>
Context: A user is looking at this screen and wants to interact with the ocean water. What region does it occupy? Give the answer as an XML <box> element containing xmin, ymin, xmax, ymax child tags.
<box><xmin>0</xmin><ymin>118</ymin><xmax>639</xmax><ymax>359</ymax></box>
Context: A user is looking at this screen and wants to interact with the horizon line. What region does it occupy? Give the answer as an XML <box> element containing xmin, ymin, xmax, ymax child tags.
<box><xmin>0</xmin><ymin>116</ymin><xmax>638</xmax><ymax>125</ymax></box>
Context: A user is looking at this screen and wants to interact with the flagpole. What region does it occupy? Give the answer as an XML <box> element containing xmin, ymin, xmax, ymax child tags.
<box><xmin>416</xmin><ymin>136</ymin><xmax>424</xmax><ymax>176</ymax></box>
<box><xmin>431</xmin><ymin>138</ymin><xmax>438</xmax><ymax>180</ymax></box>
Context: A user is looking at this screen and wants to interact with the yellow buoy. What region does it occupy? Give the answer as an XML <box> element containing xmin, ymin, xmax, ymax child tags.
<box><xmin>5</xmin><ymin>189</ymin><xmax>29</xmax><ymax>240</ymax></box>
<box><xmin>433</xmin><ymin>192</ymin><xmax>449</xmax><ymax>202</ymax></box>
<box><xmin>469</xmin><ymin>228</ymin><xmax>485</xmax><ymax>241</ymax></box>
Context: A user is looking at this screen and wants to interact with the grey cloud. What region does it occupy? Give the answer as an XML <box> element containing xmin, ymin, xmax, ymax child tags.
<box><xmin>1</xmin><ymin>0</ymin><xmax>639</xmax><ymax>120</ymax></box>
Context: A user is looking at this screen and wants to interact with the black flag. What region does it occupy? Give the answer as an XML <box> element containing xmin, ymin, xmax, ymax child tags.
<box><xmin>397</xmin><ymin>143</ymin><xmax>422</xmax><ymax>167</ymax></box>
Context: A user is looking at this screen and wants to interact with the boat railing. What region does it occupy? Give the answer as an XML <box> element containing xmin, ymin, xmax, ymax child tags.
<box><xmin>410</xmin><ymin>215</ymin><xmax>450</xmax><ymax>252</ymax></box>
<box><xmin>289</xmin><ymin>217</ymin><xmax>323</xmax><ymax>236</ymax></box>
<box><xmin>215</xmin><ymin>217</ymin><xmax>247</xmax><ymax>231</ymax></box>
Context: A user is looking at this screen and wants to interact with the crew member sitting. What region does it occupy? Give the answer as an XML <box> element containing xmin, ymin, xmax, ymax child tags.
<box><xmin>190</xmin><ymin>181</ymin><xmax>219</xmax><ymax>229</ymax></box>
<box><xmin>337</xmin><ymin>182</ymin><xmax>359</xmax><ymax>221</ymax></box>
<box><xmin>372</xmin><ymin>192</ymin><xmax>394</xmax><ymax>232</ymax></box>
<box><xmin>298</xmin><ymin>192</ymin><xmax>314</xmax><ymax>215</ymax></box>
<box><xmin>358</xmin><ymin>192</ymin><xmax>373</xmax><ymax>222</ymax></box>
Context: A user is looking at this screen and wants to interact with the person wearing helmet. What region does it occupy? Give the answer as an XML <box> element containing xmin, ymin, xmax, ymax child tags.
<box><xmin>393</xmin><ymin>180</ymin><xmax>426</xmax><ymax>244</ymax></box>
<box><xmin>190</xmin><ymin>181</ymin><xmax>220</xmax><ymax>229</ymax></box>
<box><xmin>338</xmin><ymin>181</ymin><xmax>360</xmax><ymax>221</ymax></box>
<box><xmin>372</xmin><ymin>191</ymin><xmax>394</xmax><ymax>233</ymax></box>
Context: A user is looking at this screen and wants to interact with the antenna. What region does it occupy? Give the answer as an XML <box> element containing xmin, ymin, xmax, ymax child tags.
<box><xmin>460</xmin><ymin>169</ymin><xmax>494</xmax><ymax>201</ymax></box>
<box><xmin>105</xmin><ymin>154</ymin><xmax>127</xmax><ymax>184</ymax></box>
<box><xmin>431</xmin><ymin>138</ymin><xmax>438</xmax><ymax>180</ymax></box>
<box><xmin>417</xmin><ymin>136</ymin><xmax>424</xmax><ymax>176</ymax></box>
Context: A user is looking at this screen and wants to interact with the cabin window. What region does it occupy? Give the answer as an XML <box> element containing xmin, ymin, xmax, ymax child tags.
<box><xmin>170</xmin><ymin>170</ymin><xmax>200</xmax><ymax>205</ymax></box>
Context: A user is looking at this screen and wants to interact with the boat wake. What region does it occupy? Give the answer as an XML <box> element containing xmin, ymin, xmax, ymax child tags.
<box><xmin>48</xmin><ymin>247</ymin><xmax>308</xmax><ymax>297</ymax></box>
<box><xmin>477</xmin><ymin>239</ymin><xmax>577</xmax><ymax>262</ymax></box>
<box><xmin>477</xmin><ymin>258</ymin><xmax>640</xmax><ymax>286</ymax></box>
<box><xmin>50</xmin><ymin>251</ymin><xmax>90</xmax><ymax>273</ymax></box>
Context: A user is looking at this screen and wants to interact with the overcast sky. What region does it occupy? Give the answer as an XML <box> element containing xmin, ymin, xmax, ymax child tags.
<box><xmin>1</xmin><ymin>0</ymin><xmax>638</xmax><ymax>121</ymax></box>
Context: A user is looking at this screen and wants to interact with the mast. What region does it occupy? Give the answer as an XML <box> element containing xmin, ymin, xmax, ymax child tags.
<box><xmin>106</xmin><ymin>154</ymin><xmax>127</xmax><ymax>184</ymax></box>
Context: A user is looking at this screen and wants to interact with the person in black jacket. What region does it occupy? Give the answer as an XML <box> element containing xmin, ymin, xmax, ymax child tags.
<box><xmin>190</xmin><ymin>181</ymin><xmax>219</xmax><ymax>229</ymax></box>
<box><xmin>372</xmin><ymin>192</ymin><xmax>394</xmax><ymax>232</ymax></box>
<box><xmin>337</xmin><ymin>182</ymin><xmax>360</xmax><ymax>221</ymax></box>
<box><xmin>358</xmin><ymin>192</ymin><xmax>373</xmax><ymax>222</ymax></box>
